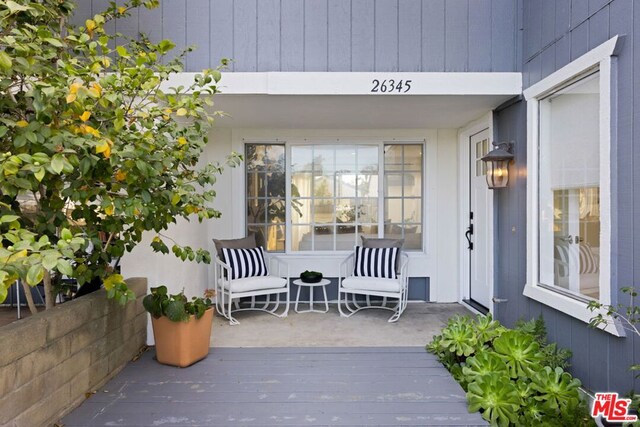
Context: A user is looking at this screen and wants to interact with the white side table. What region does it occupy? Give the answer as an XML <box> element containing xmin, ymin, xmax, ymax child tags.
<box><xmin>293</xmin><ymin>278</ymin><xmax>330</xmax><ymax>313</ymax></box>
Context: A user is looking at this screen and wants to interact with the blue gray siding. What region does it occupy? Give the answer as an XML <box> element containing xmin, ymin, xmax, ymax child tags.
<box><xmin>71</xmin><ymin>0</ymin><xmax>520</xmax><ymax>73</ymax></box>
<box><xmin>495</xmin><ymin>0</ymin><xmax>639</xmax><ymax>394</ymax></box>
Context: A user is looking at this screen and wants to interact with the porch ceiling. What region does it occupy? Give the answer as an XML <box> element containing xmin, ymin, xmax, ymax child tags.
<box><xmin>212</xmin><ymin>94</ymin><xmax>513</xmax><ymax>129</ymax></box>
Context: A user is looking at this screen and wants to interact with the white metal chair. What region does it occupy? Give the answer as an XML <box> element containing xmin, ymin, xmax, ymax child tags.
<box><xmin>338</xmin><ymin>249</ymin><xmax>409</xmax><ymax>322</ymax></box>
<box><xmin>214</xmin><ymin>254</ymin><xmax>290</xmax><ymax>325</ymax></box>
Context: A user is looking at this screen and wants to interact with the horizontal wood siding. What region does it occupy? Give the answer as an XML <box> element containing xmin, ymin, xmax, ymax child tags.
<box><xmin>496</xmin><ymin>0</ymin><xmax>639</xmax><ymax>394</ymax></box>
<box><xmin>74</xmin><ymin>0</ymin><xmax>519</xmax><ymax>72</ymax></box>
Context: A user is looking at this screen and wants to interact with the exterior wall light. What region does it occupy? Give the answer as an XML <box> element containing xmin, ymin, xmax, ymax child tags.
<box><xmin>481</xmin><ymin>142</ymin><xmax>514</xmax><ymax>189</ymax></box>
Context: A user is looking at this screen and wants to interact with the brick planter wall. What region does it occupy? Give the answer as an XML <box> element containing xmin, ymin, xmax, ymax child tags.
<box><xmin>0</xmin><ymin>277</ymin><xmax>147</xmax><ymax>427</ymax></box>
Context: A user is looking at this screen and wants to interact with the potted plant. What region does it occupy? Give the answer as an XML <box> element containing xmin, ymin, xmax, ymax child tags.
<box><xmin>143</xmin><ymin>286</ymin><xmax>215</xmax><ymax>367</ymax></box>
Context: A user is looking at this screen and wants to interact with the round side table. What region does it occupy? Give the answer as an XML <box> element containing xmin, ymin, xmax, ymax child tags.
<box><xmin>293</xmin><ymin>278</ymin><xmax>330</xmax><ymax>313</ymax></box>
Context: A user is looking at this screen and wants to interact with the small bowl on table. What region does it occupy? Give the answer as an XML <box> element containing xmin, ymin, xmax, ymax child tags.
<box><xmin>300</xmin><ymin>270</ymin><xmax>323</xmax><ymax>283</ymax></box>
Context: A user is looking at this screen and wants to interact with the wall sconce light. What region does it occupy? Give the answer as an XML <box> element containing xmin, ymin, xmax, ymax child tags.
<box><xmin>481</xmin><ymin>142</ymin><xmax>514</xmax><ymax>189</ymax></box>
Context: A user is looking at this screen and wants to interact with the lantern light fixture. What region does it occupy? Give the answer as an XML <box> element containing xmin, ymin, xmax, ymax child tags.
<box><xmin>481</xmin><ymin>142</ymin><xmax>514</xmax><ymax>189</ymax></box>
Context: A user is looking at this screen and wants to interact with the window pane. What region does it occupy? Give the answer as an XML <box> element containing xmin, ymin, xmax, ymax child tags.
<box><xmin>384</xmin><ymin>174</ymin><xmax>404</xmax><ymax>197</ymax></box>
<box><xmin>245</xmin><ymin>144</ymin><xmax>285</xmax><ymax>252</ymax></box>
<box><xmin>384</xmin><ymin>145</ymin><xmax>403</xmax><ymax>171</ymax></box>
<box><xmin>538</xmin><ymin>72</ymin><xmax>600</xmax><ymax>300</ymax></box>
<box><xmin>385</xmin><ymin>198</ymin><xmax>403</xmax><ymax>223</ymax></box>
<box><xmin>292</xmin><ymin>172</ymin><xmax>312</xmax><ymax>197</ymax></box>
<box><xmin>314</xmin><ymin>199</ymin><xmax>334</xmax><ymax>224</ymax></box>
<box><xmin>291</xmin><ymin>146</ymin><xmax>313</xmax><ymax>172</ymax></box>
<box><xmin>292</xmin><ymin>225</ymin><xmax>312</xmax><ymax>251</ymax></box>
<box><xmin>291</xmin><ymin>145</ymin><xmax>379</xmax><ymax>252</ymax></box>
<box><xmin>358</xmin><ymin>146</ymin><xmax>378</xmax><ymax>173</ymax></box>
<box><xmin>404</xmin><ymin>225</ymin><xmax>422</xmax><ymax>250</ymax></box>
<box><xmin>247</xmin><ymin>199</ymin><xmax>266</xmax><ymax>223</ymax></box>
<box><xmin>404</xmin><ymin>198</ymin><xmax>421</xmax><ymax>223</ymax></box>
<box><xmin>357</xmin><ymin>174</ymin><xmax>378</xmax><ymax>197</ymax></box>
<box><xmin>358</xmin><ymin>198</ymin><xmax>378</xmax><ymax>223</ymax></box>
<box><xmin>314</xmin><ymin>225</ymin><xmax>334</xmax><ymax>250</ymax></box>
<box><xmin>384</xmin><ymin>144</ymin><xmax>424</xmax><ymax>250</ymax></box>
<box><xmin>291</xmin><ymin>198</ymin><xmax>311</xmax><ymax>224</ymax></box>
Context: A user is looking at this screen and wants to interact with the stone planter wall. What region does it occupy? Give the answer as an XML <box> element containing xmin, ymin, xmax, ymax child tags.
<box><xmin>0</xmin><ymin>277</ymin><xmax>147</xmax><ymax>427</ymax></box>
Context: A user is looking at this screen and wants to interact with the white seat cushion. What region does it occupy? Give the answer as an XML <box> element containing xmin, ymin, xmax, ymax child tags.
<box><xmin>223</xmin><ymin>275</ymin><xmax>287</xmax><ymax>293</ymax></box>
<box><xmin>341</xmin><ymin>276</ymin><xmax>401</xmax><ymax>293</ymax></box>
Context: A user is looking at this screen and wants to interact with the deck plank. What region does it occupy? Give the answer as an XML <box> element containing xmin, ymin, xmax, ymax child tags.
<box><xmin>63</xmin><ymin>347</ymin><xmax>486</xmax><ymax>426</ymax></box>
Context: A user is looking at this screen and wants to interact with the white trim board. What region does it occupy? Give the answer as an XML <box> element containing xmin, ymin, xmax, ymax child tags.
<box><xmin>162</xmin><ymin>72</ymin><xmax>522</xmax><ymax>96</ymax></box>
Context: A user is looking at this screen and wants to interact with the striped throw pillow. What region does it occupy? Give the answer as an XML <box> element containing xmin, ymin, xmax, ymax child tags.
<box><xmin>579</xmin><ymin>243</ymin><xmax>599</xmax><ymax>274</ymax></box>
<box><xmin>222</xmin><ymin>247</ymin><xmax>269</xmax><ymax>280</ymax></box>
<box><xmin>353</xmin><ymin>246</ymin><xmax>398</xmax><ymax>279</ymax></box>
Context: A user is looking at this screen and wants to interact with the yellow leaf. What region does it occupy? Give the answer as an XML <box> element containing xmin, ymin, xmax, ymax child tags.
<box><xmin>103</xmin><ymin>273</ymin><xmax>123</xmax><ymax>291</ymax></box>
<box><xmin>16</xmin><ymin>120</ymin><xmax>28</xmax><ymax>128</ymax></box>
<box><xmin>80</xmin><ymin>125</ymin><xmax>100</xmax><ymax>137</ymax></box>
<box><xmin>88</xmin><ymin>82</ymin><xmax>102</xmax><ymax>98</ymax></box>
<box><xmin>133</xmin><ymin>208</ymin><xmax>140</xmax><ymax>216</ymax></box>
<box><xmin>118</xmin><ymin>6</ymin><xmax>127</xmax><ymax>14</ymax></box>
<box><xmin>177</xmin><ymin>137</ymin><xmax>187</xmax><ymax>146</ymax></box>
<box><xmin>66</xmin><ymin>93</ymin><xmax>76</xmax><ymax>104</ymax></box>
<box><xmin>85</xmin><ymin>19</ymin><xmax>96</xmax><ymax>31</ymax></box>
<box><xmin>115</xmin><ymin>169</ymin><xmax>127</xmax><ymax>181</ymax></box>
<box><xmin>163</xmin><ymin>108</ymin><xmax>172</xmax><ymax>115</ymax></box>
<box><xmin>101</xmin><ymin>57</ymin><xmax>110</xmax><ymax>68</ymax></box>
<box><xmin>69</xmin><ymin>82</ymin><xmax>82</xmax><ymax>94</ymax></box>
<box><xmin>80</xmin><ymin>111</ymin><xmax>91</xmax><ymax>122</ymax></box>
<box><xmin>176</xmin><ymin>108</ymin><xmax>187</xmax><ymax>117</ymax></box>
<box><xmin>95</xmin><ymin>139</ymin><xmax>112</xmax><ymax>158</ymax></box>
<box><xmin>104</xmin><ymin>204</ymin><xmax>114</xmax><ymax>216</ymax></box>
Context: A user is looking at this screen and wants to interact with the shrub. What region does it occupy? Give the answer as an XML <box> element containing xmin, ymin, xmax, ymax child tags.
<box><xmin>426</xmin><ymin>314</ymin><xmax>593</xmax><ymax>426</ymax></box>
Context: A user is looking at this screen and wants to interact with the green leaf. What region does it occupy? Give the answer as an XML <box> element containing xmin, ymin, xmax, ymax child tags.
<box><xmin>0</xmin><ymin>215</ymin><xmax>20</xmax><ymax>223</ymax></box>
<box><xmin>164</xmin><ymin>300</ymin><xmax>186</xmax><ymax>322</ymax></box>
<box><xmin>51</xmin><ymin>154</ymin><xmax>64</xmax><ymax>174</ymax></box>
<box><xmin>116</xmin><ymin>45</ymin><xmax>130</xmax><ymax>58</ymax></box>
<box><xmin>5</xmin><ymin>1</ymin><xmax>32</xmax><ymax>14</ymax></box>
<box><xmin>44</xmin><ymin>38</ymin><xmax>64</xmax><ymax>47</ymax></box>
<box><xmin>34</xmin><ymin>167</ymin><xmax>45</xmax><ymax>182</ymax></box>
<box><xmin>60</xmin><ymin>228</ymin><xmax>73</xmax><ymax>241</ymax></box>
<box><xmin>0</xmin><ymin>51</ymin><xmax>12</xmax><ymax>70</ymax></box>
<box><xmin>211</xmin><ymin>70</ymin><xmax>222</xmax><ymax>83</ymax></box>
<box><xmin>26</xmin><ymin>264</ymin><xmax>44</xmax><ymax>286</ymax></box>
<box><xmin>56</xmin><ymin>259</ymin><xmax>73</xmax><ymax>276</ymax></box>
<box><xmin>42</xmin><ymin>253</ymin><xmax>59</xmax><ymax>270</ymax></box>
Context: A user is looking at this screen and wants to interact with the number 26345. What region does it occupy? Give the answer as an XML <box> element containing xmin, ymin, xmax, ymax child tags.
<box><xmin>371</xmin><ymin>79</ymin><xmax>412</xmax><ymax>93</ymax></box>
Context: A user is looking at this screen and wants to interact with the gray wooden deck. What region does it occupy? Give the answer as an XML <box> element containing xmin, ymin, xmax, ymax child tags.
<box><xmin>62</xmin><ymin>347</ymin><xmax>485</xmax><ymax>426</ymax></box>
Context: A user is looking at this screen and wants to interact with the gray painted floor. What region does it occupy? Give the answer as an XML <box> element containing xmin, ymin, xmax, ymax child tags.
<box><xmin>62</xmin><ymin>347</ymin><xmax>486</xmax><ymax>426</ymax></box>
<box><xmin>63</xmin><ymin>303</ymin><xmax>485</xmax><ymax>426</ymax></box>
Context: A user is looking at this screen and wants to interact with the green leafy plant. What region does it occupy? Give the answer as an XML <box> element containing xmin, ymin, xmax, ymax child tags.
<box><xmin>493</xmin><ymin>330</ymin><xmax>545</xmax><ymax>378</ymax></box>
<box><xmin>0</xmin><ymin>0</ymin><xmax>240</xmax><ymax>313</ymax></box>
<box><xmin>426</xmin><ymin>314</ymin><xmax>593</xmax><ymax>426</ymax></box>
<box><xmin>142</xmin><ymin>285</ymin><xmax>213</xmax><ymax>322</ymax></box>
<box><xmin>467</xmin><ymin>374</ymin><xmax>521</xmax><ymax>427</ymax></box>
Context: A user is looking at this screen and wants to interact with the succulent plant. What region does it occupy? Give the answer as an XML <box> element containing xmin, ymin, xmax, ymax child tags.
<box><xmin>474</xmin><ymin>313</ymin><xmax>506</xmax><ymax>344</ymax></box>
<box><xmin>531</xmin><ymin>366</ymin><xmax>582</xmax><ymax>413</ymax></box>
<box><xmin>493</xmin><ymin>330</ymin><xmax>545</xmax><ymax>378</ymax></box>
<box><xmin>467</xmin><ymin>374</ymin><xmax>520</xmax><ymax>427</ymax></box>
<box><xmin>462</xmin><ymin>350</ymin><xmax>509</xmax><ymax>384</ymax></box>
<box><xmin>439</xmin><ymin>315</ymin><xmax>478</xmax><ymax>357</ymax></box>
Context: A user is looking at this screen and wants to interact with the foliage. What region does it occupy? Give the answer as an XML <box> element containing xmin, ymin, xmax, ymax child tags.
<box><xmin>142</xmin><ymin>285</ymin><xmax>213</xmax><ymax>322</ymax></box>
<box><xmin>589</xmin><ymin>286</ymin><xmax>640</xmax><ymax>413</ymax></box>
<box><xmin>426</xmin><ymin>314</ymin><xmax>593</xmax><ymax>426</ymax></box>
<box><xmin>0</xmin><ymin>0</ymin><xmax>240</xmax><ymax>309</ymax></box>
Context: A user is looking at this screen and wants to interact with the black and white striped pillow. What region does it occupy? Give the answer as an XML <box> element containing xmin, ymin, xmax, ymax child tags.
<box><xmin>353</xmin><ymin>246</ymin><xmax>398</xmax><ymax>279</ymax></box>
<box><xmin>222</xmin><ymin>247</ymin><xmax>269</xmax><ymax>280</ymax></box>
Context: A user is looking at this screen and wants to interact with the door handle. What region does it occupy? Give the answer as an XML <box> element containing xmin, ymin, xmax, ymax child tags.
<box><xmin>465</xmin><ymin>224</ymin><xmax>473</xmax><ymax>250</ymax></box>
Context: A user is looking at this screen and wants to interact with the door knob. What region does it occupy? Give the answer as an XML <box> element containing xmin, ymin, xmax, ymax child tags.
<box><xmin>465</xmin><ymin>225</ymin><xmax>473</xmax><ymax>250</ymax></box>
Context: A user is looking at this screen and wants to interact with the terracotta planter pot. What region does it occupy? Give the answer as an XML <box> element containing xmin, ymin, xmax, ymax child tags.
<box><xmin>151</xmin><ymin>307</ymin><xmax>214</xmax><ymax>367</ymax></box>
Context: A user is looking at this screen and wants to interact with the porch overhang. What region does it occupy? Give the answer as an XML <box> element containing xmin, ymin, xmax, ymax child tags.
<box><xmin>163</xmin><ymin>72</ymin><xmax>522</xmax><ymax>129</ymax></box>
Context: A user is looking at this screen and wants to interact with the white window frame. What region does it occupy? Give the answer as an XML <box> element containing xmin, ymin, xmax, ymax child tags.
<box><xmin>244</xmin><ymin>139</ymin><xmax>426</xmax><ymax>255</ymax></box>
<box><xmin>523</xmin><ymin>36</ymin><xmax>624</xmax><ymax>336</ymax></box>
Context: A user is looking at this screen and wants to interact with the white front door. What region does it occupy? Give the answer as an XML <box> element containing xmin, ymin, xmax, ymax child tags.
<box><xmin>467</xmin><ymin>128</ymin><xmax>492</xmax><ymax>309</ymax></box>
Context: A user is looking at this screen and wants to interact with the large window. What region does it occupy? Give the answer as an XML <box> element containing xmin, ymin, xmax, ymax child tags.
<box><xmin>538</xmin><ymin>71</ymin><xmax>601</xmax><ymax>301</ymax></box>
<box><xmin>523</xmin><ymin>36</ymin><xmax>620</xmax><ymax>334</ymax></box>
<box><xmin>245</xmin><ymin>142</ymin><xmax>423</xmax><ymax>253</ymax></box>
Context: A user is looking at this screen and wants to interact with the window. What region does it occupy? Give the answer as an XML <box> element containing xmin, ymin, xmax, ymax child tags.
<box><xmin>245</xmin><ymin>144</ymin><xmax>286</xmax><ymax>251</ymax></box>
<box><xmin>523</xmin><ymin>36</ymin><xmax>621</xmax><ymax>335</ymax></box>
<box><xmin>245</xmin><ymin>141</ymin><xmax>424</xmax><ymax>253</ymax></box>
<box><xmin>538</xmin><ymin>71</ymin><xmax>601</xmax><ymax>300</ymax></box>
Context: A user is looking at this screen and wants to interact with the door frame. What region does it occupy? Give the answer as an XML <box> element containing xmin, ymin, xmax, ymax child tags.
<box><xmin>458</xmin><ymin>112</ymin><xmax>494</xmax><ymax>314</ymax></box>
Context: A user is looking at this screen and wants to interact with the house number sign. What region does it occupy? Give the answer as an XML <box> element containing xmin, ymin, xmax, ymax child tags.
<box><xmin>370</xmin><ymin>79</ymin><xmax>413</xmax><ymax>93</ymax></box>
